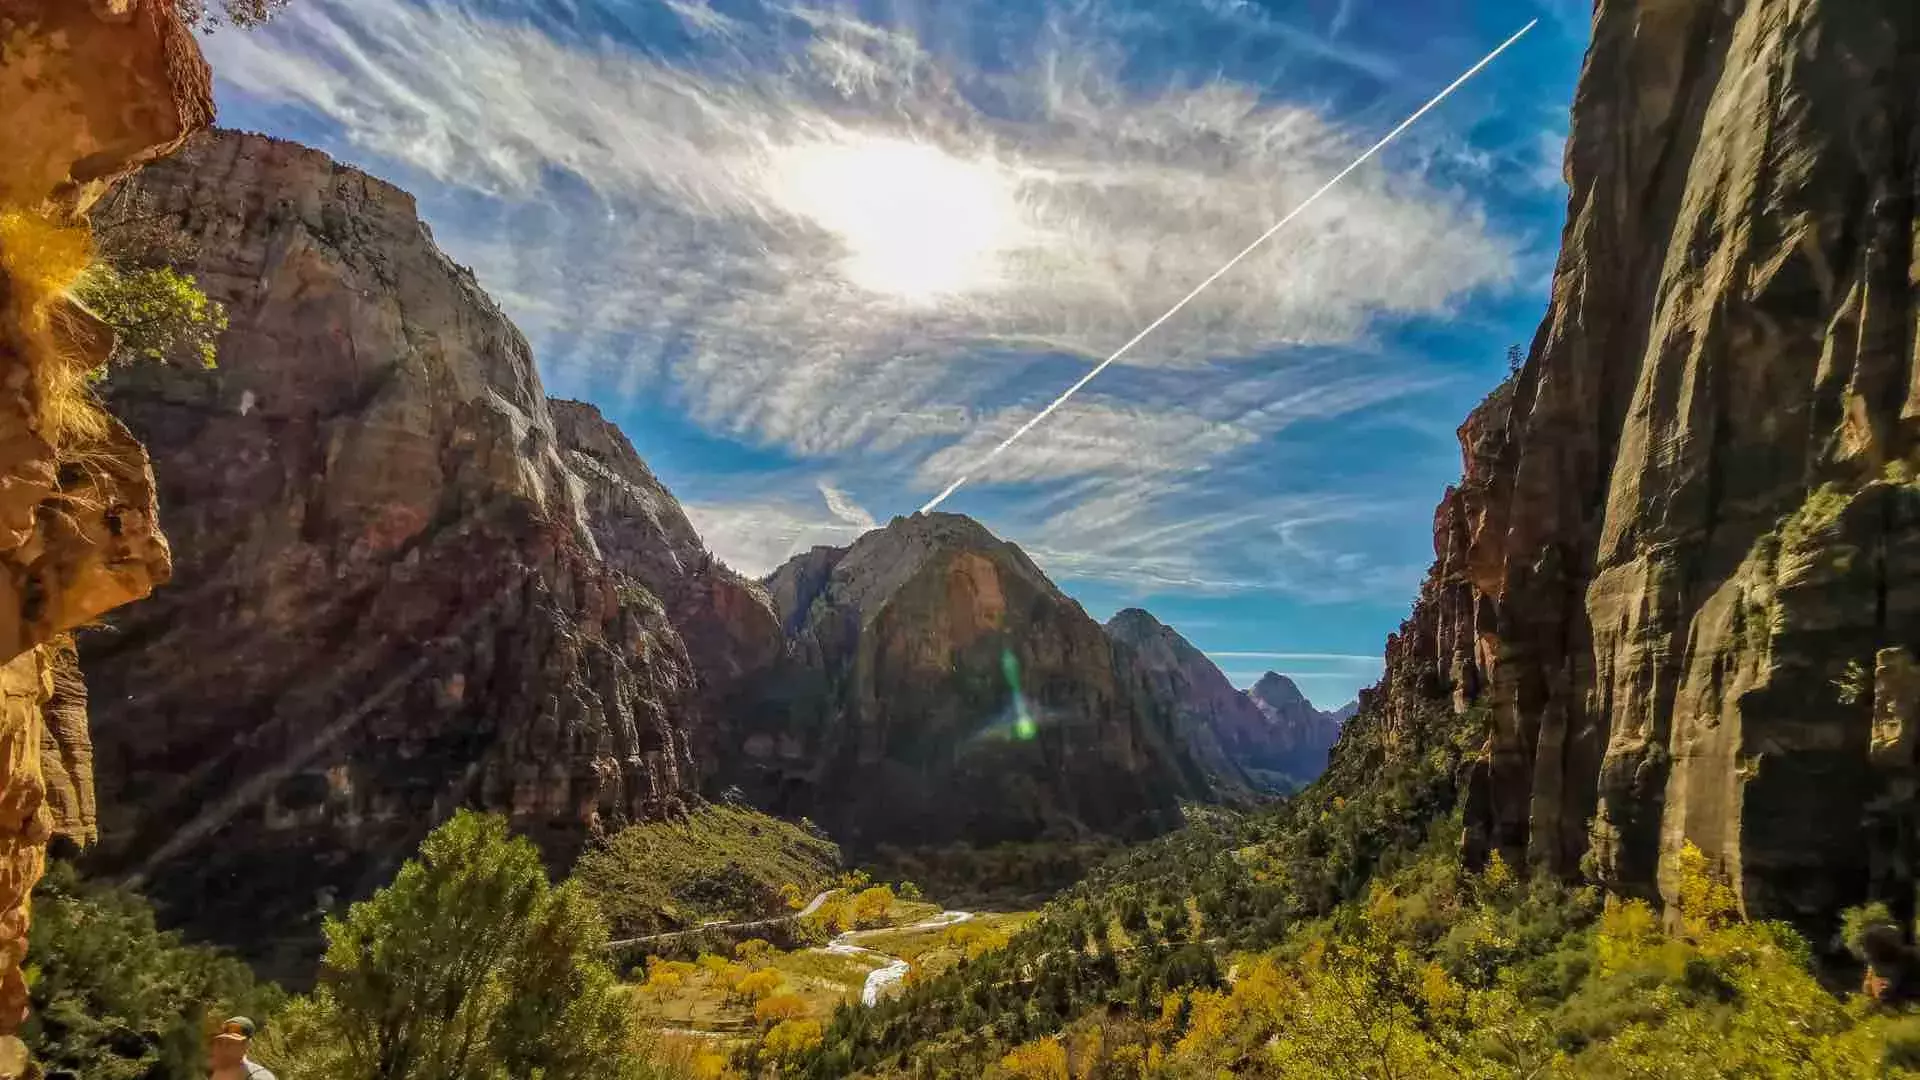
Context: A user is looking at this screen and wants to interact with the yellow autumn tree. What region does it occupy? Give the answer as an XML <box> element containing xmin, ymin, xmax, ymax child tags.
<box><xmin>998</xmin><ymin>1036</ymin><xmax>1069</xmax><ymax>1080</ymax></box>
<box><xmin>734</xmin><ymin>968</ymin><xmax>783</xmax><ymax>1003</ymax></box>
<box><xmin>754</xmin><ymin>993</ymin><xmax>808</xmax><ymax>1028</ymax></box>
<box><xmin>762</xmin><ymin>1018</ymin><xmax>823</xmax><ymax>1062</ymax></box>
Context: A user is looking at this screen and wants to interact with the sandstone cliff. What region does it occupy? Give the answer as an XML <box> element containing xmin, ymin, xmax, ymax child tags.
<box><xmin>0</xmin><ymin>0</ymin><xmax>209</xmax><ymax>1059</ymax></box>
<box><xmin>78</xmin><ymin>130</ymin><xmax>758</xmax><ymax>978</ymax></box>
<box><xmin>745</xmin><ymin>514</ymin><xmax>1212</xmax><ymax>850</ymax></box>
<box><xmin>1103</xmin><ymin>609</ymin><xmax>1343</xmax><ymax>793</ymax></box>
<box><xmin>1374</xmin><ymin>0</ymin><xmax>1920</xmax><ymax>942</ymax></box>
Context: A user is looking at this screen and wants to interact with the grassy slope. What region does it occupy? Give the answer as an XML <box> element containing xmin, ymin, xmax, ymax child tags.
<box><xmin>574</xmin><ymin>804</ymin><xmax>842</xmax><ymax>938</ymax></box>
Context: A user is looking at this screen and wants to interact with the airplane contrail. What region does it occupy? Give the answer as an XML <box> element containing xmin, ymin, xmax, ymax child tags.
<box><xmin>919</xmin><ymin>19</ymin><xmax>1539</xmax><ymax>515</ymax></box>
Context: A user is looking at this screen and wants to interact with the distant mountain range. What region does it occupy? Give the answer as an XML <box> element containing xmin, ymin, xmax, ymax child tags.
<box><xmin>1105</xmin><ymin>610</ymin><xmax>1350</xmax><ymax>793</ymax></box>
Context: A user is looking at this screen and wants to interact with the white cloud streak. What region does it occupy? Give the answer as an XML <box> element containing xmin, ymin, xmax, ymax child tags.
<box><xmin>205</xmin><ymin>0</ymin><xmax>1526</xmax><ymax>601</ymax></box>
<box><xmin>685</xmin><ymin>482</ymin><xmax>879</xmax><ymax>576</ymax></box>
<box><xmin>206</xmin><ymin>0</ymin><xmax>1518</xmax><ymax>475</ymax></box>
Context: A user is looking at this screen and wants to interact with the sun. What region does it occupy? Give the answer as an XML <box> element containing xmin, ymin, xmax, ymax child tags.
<box><xmin>763</xmin><ymin>135</ymin><xmax>1031</xmax><ymax>304</ymax></box>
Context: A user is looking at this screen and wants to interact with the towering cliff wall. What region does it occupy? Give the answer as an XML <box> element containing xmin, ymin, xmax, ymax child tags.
<box><xmin>1378</xmin><ymin>0</ymin><xmax>1920</xmax><ymax>940</ymax></box>
<box><xmin>0</xmin><ymin>0</ymin><xmax>209</xmax><ymax>1060</ymax></box>
<box><xmin>79</xmin><ymin>130</ymin><xmax>765</xmax><ymax>977</ymax></box>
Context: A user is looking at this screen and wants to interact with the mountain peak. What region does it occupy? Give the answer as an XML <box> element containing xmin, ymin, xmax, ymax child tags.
<box><xmin>1105</xmin><ymin>607</ymin><xmax>1172</xmax><ymax>639</ymax></box>
<box><xmin>767</xmin><ymin>509</ymin><xmax>1051</xmax><ymax>633</ymax></box>
<box><xmin>1250</xmin><ymin>671</ymin><xmax>1310</xmax><ymax>711</ymax></box>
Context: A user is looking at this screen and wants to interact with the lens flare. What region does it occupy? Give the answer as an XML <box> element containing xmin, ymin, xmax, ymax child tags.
<box><xmin>1002</xmin><ymin>648</ymin><xmax>1038</xmax><ymax>741</ymax></box>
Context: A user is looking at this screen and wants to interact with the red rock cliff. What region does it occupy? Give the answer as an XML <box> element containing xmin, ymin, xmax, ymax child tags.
<box><xmin>1378</xmin><ymin>0</ymin><xmax>1920</xmax><ymax>938</ymax></box>
<box><xmin>80</xmin><ymin>130</ymin><xmax>742</xmax><ymax>979</ymax></box>
<box><xmin>0</xmin><ymin>0</ymin><xmax>209</xmax><ymax>1063</ymax></box>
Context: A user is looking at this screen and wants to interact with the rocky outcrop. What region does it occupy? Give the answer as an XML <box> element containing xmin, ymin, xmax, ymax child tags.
<box><xmin>1374</xmin><ymin>0</ymin><xmax>1920</xmax><ymax>942</ymax></box>
<box><xmin>550</xmin><ymin>399</ymin><xmax>784</xmax><ymax>753</ymax></box>
<box><xmin>1103</xmin><ymin>609</ymin><xmax>1344</xmax><ymax>793</ymax></box>
<box><xmin>742</xmin><ymin>514</ymin><xmax>1212</xmax><ymax>850</ymax></box>
<box><xmin>0</xmin><ymin>0</ymin><xmax>204</xmax><ymax>1059</ymax></box>
<box><xmin>78</xmin><ymin>130</ymin><xmax>726</xmax><ymax>979</ymax></box>
<box><xmin>0</xmin><ymin>0</ymin><xmax>214</xmax><ymax>222</ymax></box>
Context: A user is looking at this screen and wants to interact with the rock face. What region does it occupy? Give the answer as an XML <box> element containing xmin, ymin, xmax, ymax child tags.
<box><xmin>1103</xmin><ymin>609</ymin><xmax>1260</xmax><ymax>792</ymax></box>
<box><xmin>79</xmin><ymin>130</ymin><xmax>757</xmax><ymax>978</ymax></box>
<box><xmin>0</xmin><ymin>0</ymin><xmax>204</xmax><ymax>1056</ymax></box>
<box><xmin>1244</xmin><ymin>672</ymin><xmax>1344</xmax><ymax>790</ymax></box>
<box><xmin>549</xmin><ymin>399</ymin><xmax>784</xmax><ymax>749</ymax></box>
<box><xmin>743</xmin><ymin>514</ymin><xmax>1212</xmax><ymax>850</ymax></box>
<box><xmin>0</xmin><ymin>0</ymin><xmax>214</xmax><ymax>221</ymax></box>
<box><xmin>1374</xmin><ymin>0</ymin><xmax>1920</xmax><ymax>941</ymax></box>
<box><xmin>1104</xmin><ymin>609</ymin><xmax>1344</xmax><ymax>792</ymax></box>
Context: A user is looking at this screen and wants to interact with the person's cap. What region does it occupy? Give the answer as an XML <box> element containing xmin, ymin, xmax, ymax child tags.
<box><xmin>214</xmin><ymin>1017</ymin><xmax>256</xmax><ymax>1042</ymax></box>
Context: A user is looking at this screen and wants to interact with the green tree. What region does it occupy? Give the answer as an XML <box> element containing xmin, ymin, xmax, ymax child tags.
<box><xmin>22</xmin><ymin>862</ymin><xmax>282</xmax><ymax>1080</ymax></box>
<box><xmin>262</xmin><ymin>810</ymin><xmax>634</xmax><ymax>1080</ymax></box>
<box><xmin>75</xmin><ymin>265</ymin><xmax>227</xmax><ymax>372</ymax></box>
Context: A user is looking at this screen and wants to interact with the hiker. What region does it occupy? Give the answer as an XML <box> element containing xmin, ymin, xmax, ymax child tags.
<box><xmin>209</xmin><ymin>1016</ymin><xmax>276</xmax><ymax>1080</ymax></box>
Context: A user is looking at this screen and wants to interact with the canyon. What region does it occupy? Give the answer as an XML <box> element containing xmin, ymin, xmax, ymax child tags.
<box><xmin>5</xmin><ymin>3</ymin><xmax>1917</xmax><ymax>1070</ymax></box>
<box><xmin>66</xmin><ymin>128</ymin><xmax>1308</xmax><ymax>973</ymax></box>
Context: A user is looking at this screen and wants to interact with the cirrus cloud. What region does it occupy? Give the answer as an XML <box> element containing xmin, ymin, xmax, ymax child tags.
<box><xmin>205</xmin><ymin>0</ymin><xmax>1519</xmax><ymax>470</ymax></box>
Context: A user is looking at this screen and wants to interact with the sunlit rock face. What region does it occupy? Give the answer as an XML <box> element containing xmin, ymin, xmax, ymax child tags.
<box><xmin>0</xmin><ymin>0</ymin><xmax>203</xmax><ymax>1058</ymax></box>
<box><xmin>79</xmin><ymin>130</ymin><xmax>752</xmax><ymax>981</ymax></box>
<box><xmin>744</xmin><ymin>513</ymin><xmax>1214</xmax><ymax>851</ymax></box>
<box><xmin>1371</xmin><ymin>0</ymin><xmax>1920</xmax><ymax>942</ymax></box>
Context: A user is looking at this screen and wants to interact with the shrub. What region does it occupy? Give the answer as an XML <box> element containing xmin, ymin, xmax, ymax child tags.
<box><xmin>0</xmin><ymin>209</ymin><xmax>111</xmax><ymax>445</ymax></box>
<box><xmin>753</xmin><ymin>993</ymin><xmax>807</xmax><ymax>1028</ymax></box>
<box><xmin>22</xmin><ymin>862</ymin><xmax>283</xmax><ymax>1080</ymax></box>
<box><xmin>260</xmin><ymin>810</ymin><xmax>634</xmax><ymax>1080</ymax></box>
<box><xmin>761</xmin><ymin>1018</ymin><xmax>823</xmax><ymax>1062</ymax></box>
<box><xmin>734</xmin><ymin>969</ymin><xmax>783</xmax><ymax>1003</ymax></box>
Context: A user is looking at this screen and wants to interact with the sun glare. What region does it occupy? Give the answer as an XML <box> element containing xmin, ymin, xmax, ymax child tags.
<box><xmin>764</xmin><ymin>136</ymin><xmax>1030</xmax><ymax>304</ymax></box>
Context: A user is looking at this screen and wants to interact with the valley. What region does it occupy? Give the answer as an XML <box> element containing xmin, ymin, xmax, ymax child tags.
<box><xmin>2</xmin><ymin>0</ymin><xmax>1920</xmax><ymax>1078</ymax></box>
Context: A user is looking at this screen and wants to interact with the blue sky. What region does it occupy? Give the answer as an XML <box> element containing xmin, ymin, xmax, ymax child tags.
<box><xmin>199</xmin><ymin>0</ymin><xmax>1589</xmax><ymax>708</ymax></box>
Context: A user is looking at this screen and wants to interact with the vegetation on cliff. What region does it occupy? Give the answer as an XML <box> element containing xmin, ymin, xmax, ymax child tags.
<box><xmin>575</xmin><ymin>804</ymin><xmax>842</xmax><ymax>940</ymax></box>
<box><xmin>779</xmin><ymin>697</ymin><xmax>1920</xmax><ymax>1079</ymax></box>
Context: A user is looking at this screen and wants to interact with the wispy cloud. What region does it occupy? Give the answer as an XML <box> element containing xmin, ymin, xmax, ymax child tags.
<box><xmin>685</xmin><ymin>482</ymin><xmax>878</xmax><ymax>576</ymax></box>
<box><xmin>205</xmin><ymin>0</ymin><xmax>1533</xmax><ymax>602</ymax></box>
<box><xmin>207</xmin><ymin>0</ymin><xmax>1517</xmax><ymax>466</ymax></box>
<box><xmin>819</xmin><ymin>482</ymin><xmax>878</xmax><ymax>529</ymax></box>
<box><xmin>917</xmin><ymin>401</ymin><xmax>1257</xmax><ymax>486</ymax></box>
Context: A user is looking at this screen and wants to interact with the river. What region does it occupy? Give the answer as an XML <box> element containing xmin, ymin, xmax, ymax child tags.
<box><xmin>819</xmin><ymin>909</ymin><xmax>974</xmax><ymax>1006</ymax></box>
